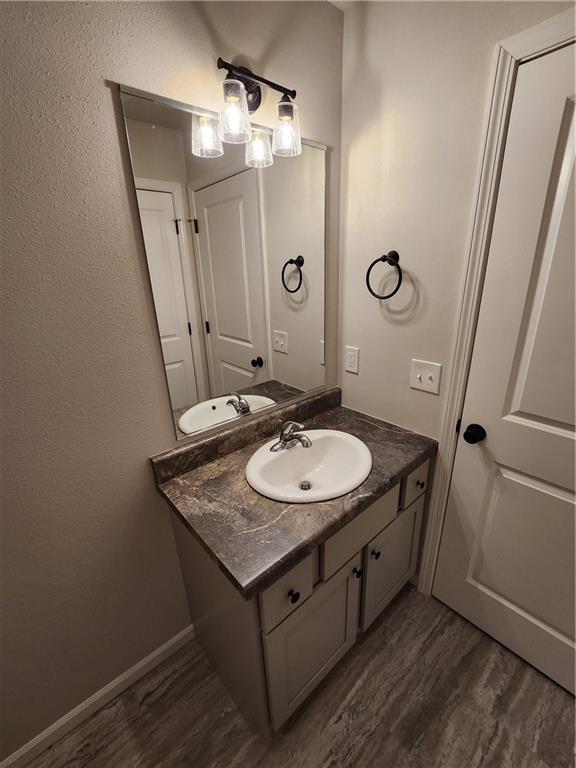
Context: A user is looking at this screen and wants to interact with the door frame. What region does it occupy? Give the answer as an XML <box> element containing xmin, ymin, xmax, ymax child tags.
<box><xmin>418</xmin><ymin>8</ymin><xmax>575</xmax><ymax>595</ymax></box>
<box><xmin>135</xmin><ymin>177</ymin><xmax>210</xmax><ymax>404</ymax></box>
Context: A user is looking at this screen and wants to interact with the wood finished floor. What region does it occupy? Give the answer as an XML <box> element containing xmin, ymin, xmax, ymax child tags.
<box><xmin>28</xmin><ymin>587</ymin><xmax>574</xmax><ymax>768</ymax></box>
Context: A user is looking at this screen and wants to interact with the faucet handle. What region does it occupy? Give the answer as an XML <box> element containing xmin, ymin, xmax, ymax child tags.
<box><xmin>280</xmin><ymin>420</ymin><xmax>305</xmax><ymax>439</ymax></box>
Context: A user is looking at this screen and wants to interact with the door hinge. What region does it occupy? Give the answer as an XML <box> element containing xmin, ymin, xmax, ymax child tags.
<box><xmin>205</xmin><ymin>320</ymin><xmax>210</xmax><ymax>334</ymax></box>
<box><xmin>193</xmin><ymin>218</ymin><xmax>199</xmax><ymax>234</ymax></box>
<box><xmin>174</xmin><ymin>219</ymin><xmax>181</xmax><ymax>235</ymax></box>
<box><xmin>456</xmin><ymin>418</ymin><xmax>461</xmax><ymax>434</ymax></box>
<box><xmin>187</xmin><ymin>322</ymin><xmax>192</xmax><ymax>336</ymax></box>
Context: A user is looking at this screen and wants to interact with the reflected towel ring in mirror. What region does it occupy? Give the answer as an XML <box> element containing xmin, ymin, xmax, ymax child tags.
<box><xmin>282</xmin><ymin>255</ymin><xmax>305</xmax><ymax>293</ymax></box>
<box><xmin>365</xmin><ymin>250</ymin><xmax>402</xmax><ymax>300</ymax></box>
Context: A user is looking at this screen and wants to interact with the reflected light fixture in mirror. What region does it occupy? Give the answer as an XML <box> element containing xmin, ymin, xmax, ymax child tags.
<box><xmin>246</xmin><ymin>129</ymin><xmax>273</xmax><ymax>168</ymax></box>
<box><xmin>272</xmin><ymin>96</ymin><xmax>302</xmax><ymax>157</ymax></box>
<box><xmin>192</xmin><ymin>113</ymin><xmax>223</xmax><ymax>157</ymax></box>
<box><xmin>218</xmin><ymin>78</ymin><xmax>252</xmax><ymax>144</ymax></box>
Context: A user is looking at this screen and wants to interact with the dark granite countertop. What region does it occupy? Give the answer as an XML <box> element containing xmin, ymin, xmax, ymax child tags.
<box><xmin>157</xmin><ymin>405</ymin><xmax>437</xmax><ymax>600</ymax></box>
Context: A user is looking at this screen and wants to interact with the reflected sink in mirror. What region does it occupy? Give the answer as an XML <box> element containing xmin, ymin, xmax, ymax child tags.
<box><xmin>246</xmin><ymin>429</ymin><xmax>372</xmax><ymax>503</ymax></box>
<box><xmin>178</xmin><ymin>394</ymin><xmax>275</xmax><ymax>435</ymax></box>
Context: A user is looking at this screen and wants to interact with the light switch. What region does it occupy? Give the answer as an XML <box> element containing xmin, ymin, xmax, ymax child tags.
<box><xmin>272</xmin><ymin>330</ymin><xmax>288</xmax><ymax>354</ymax></box>
<box><xmin>345</xmin><ymin>346</ymin><xmax>360</xmax><ymax>374</ymax></box>
<box><xmin>410</xmin><ymin>359</ymin><xmax>442</xmax><ymax>394</ymax></box>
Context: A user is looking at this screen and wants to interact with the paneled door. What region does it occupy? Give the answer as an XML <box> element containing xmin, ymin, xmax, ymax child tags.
<box><xmin>194</xmin><ymin>171</ymin><xmax>269</xmax><ymax>395</ymax></box>
<box><xmin>434</xmin><ymin>44</ymin><xmax>575</xmax><ymax>691</ymax></box>
<box><xmin>136</xmin><ymin>188</ymin><xmax>198</xmax><ymax>410</ymax></box>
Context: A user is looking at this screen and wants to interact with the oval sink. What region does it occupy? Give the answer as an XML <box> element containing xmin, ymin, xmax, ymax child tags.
<box><xmin>178</xmin><ymin>395</ymin><xmax>275</xmax><ymax>435</ymax></box>
<box><xmin>245</xmin><ymin>429</ymin><xmax>372</xmax><ymax>503</ymax></box>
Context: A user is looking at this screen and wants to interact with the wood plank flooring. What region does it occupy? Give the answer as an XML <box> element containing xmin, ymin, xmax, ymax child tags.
<box><xmin>28</xmin><ymin>587</ymin><xmax>574</xmax><ymax>768</ymax></box>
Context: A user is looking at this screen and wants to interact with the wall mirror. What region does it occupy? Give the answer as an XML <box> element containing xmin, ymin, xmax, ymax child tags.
<box><xmin>119</xmin><ymin>87</ymin><xmax>326</xmax><ymax>439</ymax></box>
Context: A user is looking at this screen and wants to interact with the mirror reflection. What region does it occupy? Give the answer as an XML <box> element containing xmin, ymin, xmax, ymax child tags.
<box><xmin>120</xmin><ymin>92</ymin><xmax>326</xmax><ymax>438</ymax></box>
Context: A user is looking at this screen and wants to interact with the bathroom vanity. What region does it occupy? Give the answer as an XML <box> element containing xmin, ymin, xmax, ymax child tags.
<box><xmin>152</xmin><ymin>388</ymin><xmax>436</xmax><ymax>733</ymax></box>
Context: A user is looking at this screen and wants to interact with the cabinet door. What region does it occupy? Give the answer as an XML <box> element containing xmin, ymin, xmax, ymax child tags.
<box><xmin>362</xmin><ymin>495</ymin><xmax>424</xmax><ymax>631</ymax></box>
<box><xmin>263</xmin><ymin>553</ymin><xmax>362</xmax><ymax>730</ymax></box>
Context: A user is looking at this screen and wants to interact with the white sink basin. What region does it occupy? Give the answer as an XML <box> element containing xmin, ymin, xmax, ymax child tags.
<box><xmin>245</xmin><ymin>429</ymin><xmax>372</xmax><ymax>503</ymax></box>
<box><xmin>178</xmin><ymin>395</ymin><xmax>275</xmax><ymax>435</ymax></box>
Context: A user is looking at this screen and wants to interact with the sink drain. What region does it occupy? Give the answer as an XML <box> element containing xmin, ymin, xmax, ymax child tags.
<box><xmin>299</xmin><ymin>480</ymin><xmax>312</xmax><ymax>491</ymax></box>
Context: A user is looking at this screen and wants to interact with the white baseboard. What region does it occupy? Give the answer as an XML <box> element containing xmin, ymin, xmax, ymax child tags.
<box><xmin>1</xmin><ymin>624</ymin><xmax>195</xmax><ymax>768</ymax></box>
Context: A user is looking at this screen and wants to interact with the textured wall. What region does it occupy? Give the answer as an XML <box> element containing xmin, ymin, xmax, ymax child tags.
<box><xmin>339</xmin><ymin>2</ymin><xmax>570</xmax><ymax>438</ymax></box>
<box><xmin>0</xmin><ymin>1</ymin><xmax>342</xmax><ymax>757</ymax></box>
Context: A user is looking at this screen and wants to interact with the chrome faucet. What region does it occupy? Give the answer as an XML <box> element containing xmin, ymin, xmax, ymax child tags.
<box><xmin>270</xmin><ymin>421</ymin><xmax>312</xmax><ymax>452</ymax></box>
<box><xmin>226</xmin><ymin>392</ymin><xmax>251</xmax><ymax>416</ymax></box>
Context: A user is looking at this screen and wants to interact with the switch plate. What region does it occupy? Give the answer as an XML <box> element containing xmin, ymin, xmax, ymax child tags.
<box><xmin>410</xmin><ymin>359</ymin><xmax>442</xmax><ymax>394</ymax></box>
<box><xmin>272</xmin><ymin>330</ymin><xmax>288</xmax><ymax>355</ymax></box>
<box><xmin>345</xmin><ymin>345</ymin><xmax>360</xmax><ymax>374</ymax></box>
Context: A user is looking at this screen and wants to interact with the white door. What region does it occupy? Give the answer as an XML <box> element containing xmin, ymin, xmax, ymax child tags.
<box><xmin>194</xmin><ymin>171</ymin><xmax>269</xmax><ymax>395</ymax></box>
<box><xmin>136</xmin><ymin>188</ymin><xmax>199</xmax><ymax>410</ymax></box>
<box><xmin>434</xmin><ymin>45</ymin><xmax>575</xmax><ymax>691</ymax></box>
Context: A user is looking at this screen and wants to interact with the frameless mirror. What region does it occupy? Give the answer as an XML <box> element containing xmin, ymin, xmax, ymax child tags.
<box><xmin>120</xmin><ymin>89</ymin><xmax>326</xmax><ymax>439</ymax></box>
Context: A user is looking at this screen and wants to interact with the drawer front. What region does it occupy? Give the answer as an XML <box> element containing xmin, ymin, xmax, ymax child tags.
<box><xmin>322</xmin><ymin>485</ymin><xmax>399</xmax><ymax>580</ymax></box>
<box><xmin>260</xmin><ymin>554</ymin><xmax>314</xmax><ymax>634</ymax></box>
<box><xmin>400</xmin><ymin>460</ymin><xmax>429</xmax><ymax>510</ymax></box>
<box><xmin>362</xmin><ymin>494</ymin><xmax>424</xmax><ymax>631</ymax></box>
<box><xmin>263</xmin><ymin>553</ymin><xmax>362</xmax><ymax>730</ymax></box>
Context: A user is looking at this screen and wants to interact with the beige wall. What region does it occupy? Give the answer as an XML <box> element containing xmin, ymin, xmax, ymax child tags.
<box><xmin>339</xmin><ymin>1</ymin><xmax>571</xmax><ymax>439</ymax></box>
<box><xmin>0</xmin><ymin>1</ymin><xmax>342</xmax><ymax>758</ymax></box>
<box><xmin>126</xmin><ymin>118</ymin><xmax>188</xmax><ymax>183</ymax></box>
<box><xmin>262</xmin><ymin>145</ymin><xmax>326</xmax><ymax>391</ymax></box>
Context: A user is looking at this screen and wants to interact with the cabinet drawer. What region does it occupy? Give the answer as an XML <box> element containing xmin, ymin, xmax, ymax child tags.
<box><xmin>400</xmin><ymin>460</ymin><xmax>429</xmax><ymax>510</ymax></box>
<box><xmin>322</xmin><ymin>485</ymin><xmax>399</xmax><ymax>580</ymax></box>
<box><xmin>263</xmin><ymin>553</ymin><xmax>362</xmax><ymax>730</ymax></box>
<box><xmin>362</xmin><ymin>494</ymin><xmax>424</xmax><ymax>631</ymax></box>
<box><xmin>260</xmin><ymin>554</ymin><xmax>314</xmax><ymax>634</ymax></box>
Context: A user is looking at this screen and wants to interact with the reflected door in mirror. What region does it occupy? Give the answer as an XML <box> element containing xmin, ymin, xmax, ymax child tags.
<box><xmin>194</xmin><ymin>170</ymin><xmax>268</xmax><ymax>395</ymax></box>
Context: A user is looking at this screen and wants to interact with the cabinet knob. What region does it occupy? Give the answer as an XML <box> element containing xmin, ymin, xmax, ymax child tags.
<box><xmin>370</xmin><ymin>549</ymin><xmax>381</xmax><ymax>560</ymax></box>
<box><xmin>416</xmin><ymin>480</ymin><xmax>426</xmax><ymax>489</ymax></box>
<box><xmin>288</xmin><ymin>589</ymin><xmax>300</xmax><ymax>604</ymax></box>
<box><xmin>352</xmin><ymin>566</ymin><xmax>363</xmax><ymax>579</ymax></box>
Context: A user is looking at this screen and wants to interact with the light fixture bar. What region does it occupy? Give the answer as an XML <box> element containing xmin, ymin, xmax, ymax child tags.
<box><xmin>217</xmin><ymin>57</ymin><xmax>296</xmax><ymax>101</ymax></box>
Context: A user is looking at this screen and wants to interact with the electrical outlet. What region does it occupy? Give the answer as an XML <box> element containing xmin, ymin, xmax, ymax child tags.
<box><xmin>272</xmin><ymin>330</ymin><xmax>288</xmax><ymax>354</ymax></box>
<box><xmin>410</xmin><ymin>359</ymin><xmax>442</xmax><ymax>394</ymax></box>
<box><xmin>345</xmin><ymin>345</ymin><xmax>360</xmax><ymax>374</ymax></box>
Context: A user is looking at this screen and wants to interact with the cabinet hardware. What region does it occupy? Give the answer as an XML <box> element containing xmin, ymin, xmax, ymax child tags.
<box><xmin>416</xmin><ymin>480</ymin><xmax>425</xmax><ymax>489</ymax></box>
<box><xmin>370</xmin><ymin>549</ymin><xmax>381</xmax><ymax>560</ymax></box>
<box><xmin>352</xmin><ymin>566</ymin><xmax>362</xmax><ymax>579</ymax></box>
<box><xmin>287</xmin><ymin>589</ymin><xmax>300</xmax><ymax>604</ymax></box>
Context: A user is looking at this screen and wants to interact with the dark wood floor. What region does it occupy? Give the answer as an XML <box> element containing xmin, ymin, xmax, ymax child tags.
<box><xmin>28</xmin><ymin>587</ymin><xmax>574</xmax><ymax>768</ymax></box>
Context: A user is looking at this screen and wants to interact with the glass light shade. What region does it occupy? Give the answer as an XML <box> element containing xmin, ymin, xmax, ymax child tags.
<box><xmin>218</xmin><ymin>79</ymin><xmax>252</xmax><ymax>144</ymax></box>
<box><xmin>191</xmin><ymin>113</ymin><xmax>223</xmax><ymax>158</ymax></box>
<box><xmin>272</xmin><ymin>98</ymin><xmax>302</xmax><ymax>157</ymax></box>
<box><xmin>246</xmin><ymin>130</ymin><xmax>273</xmax><ymax>168</ymax></box>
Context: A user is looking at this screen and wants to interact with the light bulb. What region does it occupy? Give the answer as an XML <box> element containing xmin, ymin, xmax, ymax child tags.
<box><xmin>219</xmin><ymin>78</ymin><xmax>252</xmax><ymax>144</ymax></box>
<box><xmin>246</xmin><ymin>129</ymin><xmax>273</xmax><ymax>168</ymax></box>
<box><xmin>191</xmin><ymin>113</ymin><xmax>223</xmax><ymax>158</ymax></box>
<box><xmin>272</xmin><ymin>97</ymin><xmax>302</xmax><ymax>157</ymax></box>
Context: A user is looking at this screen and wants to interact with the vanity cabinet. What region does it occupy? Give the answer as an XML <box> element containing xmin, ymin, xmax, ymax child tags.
<box><xmin>172</xmin><ymin>457</ymin><xmax>432</xmax><ymax>735</ymax></box>
<box><xmin>361</xmin><ymin>494</ymin><xmax>424</xmax><ymax>631</ymax></box>
<box><xmin>263</xmin><ymin>553</ymin><xmax>362</xmax><ymax>730</ymax></box>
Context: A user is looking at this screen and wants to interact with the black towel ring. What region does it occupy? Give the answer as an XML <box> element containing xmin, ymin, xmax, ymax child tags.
<box><xmin>281</xmin><ymin>255</ymin><xmax>304</xmax><ymax>293</ymax></box>
<box><xmin>365</xmin><ymin>250</ymin><xmax>402</xmax><ymax>300</ymax></box>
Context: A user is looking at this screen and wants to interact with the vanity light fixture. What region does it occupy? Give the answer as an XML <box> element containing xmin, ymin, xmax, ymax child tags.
<box><xmin>191</xmin><ymin>113</ymin><xmax>223</xmax><ymax>157</ymax></box>
<box><xmin>216</xmin><ymin>57</ymin><xmax>301</xmax><ymax>159</ymax></box>
<box><xmin>272</xmin><ymin>96</ymin><xmax>302</xmax><ymax>157</ymax></box>
<box><xmin>246</xmin><ymin>129</ymin><xmax>273</xmax><ymax>168</ymax></box>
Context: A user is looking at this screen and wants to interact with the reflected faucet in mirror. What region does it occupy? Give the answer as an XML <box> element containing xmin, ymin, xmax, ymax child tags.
<box><xmin>226</xmin><ymin>392</ymin><xmax>251</xmax><ymax>416</ymax></box>
<box><xmin>119</xmin><ymin>87</ymin><xmax>326</xmax><ymax>439</ymax></box>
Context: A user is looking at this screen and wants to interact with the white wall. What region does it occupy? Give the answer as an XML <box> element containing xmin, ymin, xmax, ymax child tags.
<box><xmin>261</xmin><ymin>145</ymin><xmax>326</xmax><ymax>391</ymax></box>
<box><xmin>339</xmin><ymin>1</ymin><xmax>571</xmax><ymax>439</ymax></box>
<box><xmin>0</xmin><ymin>2</ymin><xmax>342</xmax><ymax>758</ymax></box>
